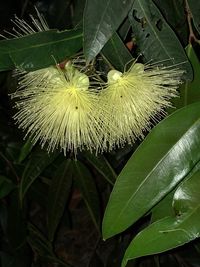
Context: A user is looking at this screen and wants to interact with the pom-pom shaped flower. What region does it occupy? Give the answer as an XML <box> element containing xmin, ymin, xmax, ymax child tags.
<box><xmin>12</xmin><ymin>63</ymin><xmax>103</xmax><ymax>155</ymax></box>
<box><xmin>99</xmin><ymin>62</ymin><xmax>184</xmax><ymax>150</ymax></box>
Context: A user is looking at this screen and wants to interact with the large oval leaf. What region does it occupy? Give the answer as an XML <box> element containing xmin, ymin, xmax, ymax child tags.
<box><xmin>83</xmin><ymin>0</ymin><xmax>133</xmax><ymax>63</ymax></box>
<box><xmin>128</xmin><ymin>0</ymin><xmax>193</xmax><ymax>80</ymax></box>
<box><xmin>122</xmin><ymin>165</ymin><xmax>200</xmax><ymax>266</ymax></box>
<box><xmin>102</xmin><ymin>102</ymin><xmax>200</xmax><ymax>239</ymax></box>
<box><xmin>0</xmin><ymin>28</ymin><xmax>82</xmax><ymax>71</ymax></box>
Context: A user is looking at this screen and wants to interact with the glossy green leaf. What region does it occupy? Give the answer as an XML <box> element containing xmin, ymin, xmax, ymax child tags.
<box><xmin>73</xmin><ymin>161</ymin><xmax>100</xmax><ymax>229</ymax></box>
<box><xmin>47</xmin><ymin>159</ymin><xmax>73</xmax><ymax>242</ymax></box>
<box><xmin>102</xmin><ymin>102</ymin><xmax>200</xmax><ymax>239</ymax></box>
<box><xmin>84</xmin><ymin>152</ymin><xmax>117</xmax><ymax>185</ymax></box>
<box><xmin>188</xmin><ymin>0</ymin><xmax>200</xmax><ymax>34</ymax></box>
<box><xmin>151</xmin><ymin>190</ymin><xmax>175</xmax><ymax>223</ymax></box>
<box><xmin>0</xmin><ymin>175</ymin><xmax>15</xmax><ymax>198</ymax></box>
<box><xmin>102</xmin><ymin>32</ymin><xmax>133</xmax><ymax>72</ymax></box>
<box><xmin>0</xmin><ymin>28</ymin><xmax>82</xmax><ymax>71</ymax></box>
<box><xmin>19</xmin><ymin>148</ymin><xmax>58</xmax><ymax>202</ymax></box>
<box><xmin>122</xmin><ymin>167</ymin><xmax>200</xmax><ymax>266</ymax></box>
<box><xmin>83</xmin><ymin>0</ymin><xmax>133</xmax><ymax>62</ymax></box>
<box><xmin>128</xmin><ymin>0</ymin><xmax>193</xmax><ymax>80</ymax></box>
<box><xmin>173</xmin><ymin>44</ymin><xmax>200</xmax><ymax>109</ymax></box>
<box><xmin>151</xmin><ymin>160</ymin><xmax>200</xmax><ymax>223</ymax></box>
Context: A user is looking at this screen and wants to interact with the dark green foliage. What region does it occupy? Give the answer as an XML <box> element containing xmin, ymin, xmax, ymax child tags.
<box><xmin>0</xmin><ymin>1</ymin><xmax>200</xmax><ymax>267</ymax></box>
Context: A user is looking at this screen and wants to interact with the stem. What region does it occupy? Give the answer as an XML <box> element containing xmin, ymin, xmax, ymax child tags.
<box><xmin>185</xmin><ymin>0</ymin><xmax>200</xmax><ymax>45</ymax></box>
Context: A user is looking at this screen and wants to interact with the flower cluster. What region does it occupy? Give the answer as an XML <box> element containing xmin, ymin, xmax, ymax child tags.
<box><xmin>8</xmin><ymin>9</ymin><xmax>184</xmax><ymax>155</ymax></box>
<box><xmin>12</xmin><ymin>60</ymin><xmax>184</xmax><ymax>155</ymax></box>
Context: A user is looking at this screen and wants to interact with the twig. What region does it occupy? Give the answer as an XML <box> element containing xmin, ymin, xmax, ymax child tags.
<box><xmin>185</xmin><ymin>0</ymin><xmax>200</xmax><ymax>45</ymax></box>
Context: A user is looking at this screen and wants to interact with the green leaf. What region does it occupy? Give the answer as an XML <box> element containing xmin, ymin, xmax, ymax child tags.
<box><xmin>118</xmin><ymin>17</ymin><xmax>131</xmax><ymax>40</ymax></box>
<box><xmin>19</xmin><ymin>148</ymin><xmax>58</xmax><ymax>202</ymax></box>
<box><xmin>0</xmin><ymin>175</ymin><xmax>15</xmax><ymax>198</ymax></box>
<box><xmin>28</xmin><ymin>223</ymin><xmax>53</xmax><ymax>257</ymax></box>
<box><xmin>84</xmin><ymin>152</ymin><xmax>117</xmax><ymax>185</ymax></box>
<box><xmin>47</xmin><ymin>159</ymin><xmax>73</xmax><ymax>242</ymax></box>
<box><xmin>153</xmin><ymin>0</ymin><xmax>188</xmax><ymax>44</ymax></box>
<box><xmin>0</xmin><ymin>28</ymin><xmax>82</xmax><ymax>71</ymax></box>
<box><xmin>73</xmin><ymin>161</ymin><xmax>100</xmax><ymax>229</ymax></box>
<box><xmin>28</xmin><ymin>223</ymin><xmax>69</xmax><ymax>266</ymax></box>
<box><xmin>7</xmin><ymin>190</ymin><xmax>27</xmax><ymax>250</ymax></box>
<box><xmin>102</xmin><ymin>102</ymin><xmax>200</xmax><ymax>239</ymax></box>
<box><xmin>151</xmin><ymin>160</ymin><xmax>200</xmax><ymax>222</ymax></box>
<box><xmin>151</xmin><ymin>190</ymin><xmax>175</xmax><ymax>223</ymax></box>
<box><xmin>83</xmin><ymin>0</ymin><xmax>133</xmax><ymax>62</ymax></box>
<box><xmin>102</xmin><ymin>32</ymin><xmax>133</xmax><ymax>72</ymax></box>
<box><xmin>187</xmin><ymin>0</ymin><xmax>200</xmax><ymax>34</ymax></box>
<box><xmin>173</xmin><ymin>44</ymin><xmax>200</xmax><ymax>109</ymax></box>
<box><xmin>128</xmin><ymin>0</ymin><xmax>193</xmax><ymax>80</ymax></box>
<box><xmin>122</xmin><ymin>166</ymin><xmax>200</xmax><ymax>266</ymax></box>
<box><xmin>17</xmin><ymin>138</ymin><xmax>34</xmax><ymax>163</ymax></box>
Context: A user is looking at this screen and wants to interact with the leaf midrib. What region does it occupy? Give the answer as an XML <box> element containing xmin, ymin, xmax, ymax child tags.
<box><xmin>7</xmin><ymin>33</ymin><xmax>82</xmax><ymax>53</ymax></box>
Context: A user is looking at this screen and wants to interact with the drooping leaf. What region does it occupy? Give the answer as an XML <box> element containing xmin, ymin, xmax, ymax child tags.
<box><xmin>128</xmin><ymin>0</ymin><xmax>193</xmax><ymax>80</ymax></box>
<box><xmin>28</xmin><ymin>223</ymin><xmax>53</xmax><ymax>257</ymax></box>
<box><xmin>187</xmin><ymin>0</ymin><xmax>200</xmax><ymax>34</ymax></box>
<box><xmin>84</xmin><ymin>152</ymin><xmax>117</xmax><ymax>185</ymax></box>
<box><xmin>122</xmin><ymin>166</ymin><xmax>200</xmax><ymax>266</ymax></box>
<box><xmin>0</xmin><ymin>28</ymin><xmax>82</xmax><ymax>71</ymax></box>
<box><xmin>47</xmin><ymin>159</ymin><xmax>73</xmax><ymax>242</ymax></box>
<box><xmin>173</xmin><ymin>44</ymin><xmax>200</xmax><ymax>109</ymax></box>
<box><xmin>73</xmin><ymin>161</ymin><xmax>100</xmax><ymax>229</ymax></box>
<box><xmin>102</xmin><ymin>32</ymin><xmax>133</xmax><ymax>72</ymax></box>
<box><xmin>83</xmin><ymin>0</ymin><xmax>133</xmax><ymax>62</ymax></box>
<box><xmin>17</xmin><ymin>138</ymin><xmax>34</xmax><ymax>163</ymax></box>
<box><xmin>102</xmin><ymin>102</ymin><xmax>200</xmax><ymax>239</ymax></box>
<box><xmin>19</xmin><ymin>148</ymin><xmax>58</xmax><ymax>202</ymax></box>
<box><xmin>7</xmin><ymin>190</ymin><xmax>27</xmax><ymax>249</ymax></box>
<box><xmin>0</xmin><ymin>175</ymin><xmax>15</xmax><ymax>198</ymax></box>
<box><xmin>28</xmin><ymin>224</ymin><xmax>69</xmax><ymax>266</ymax></box>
